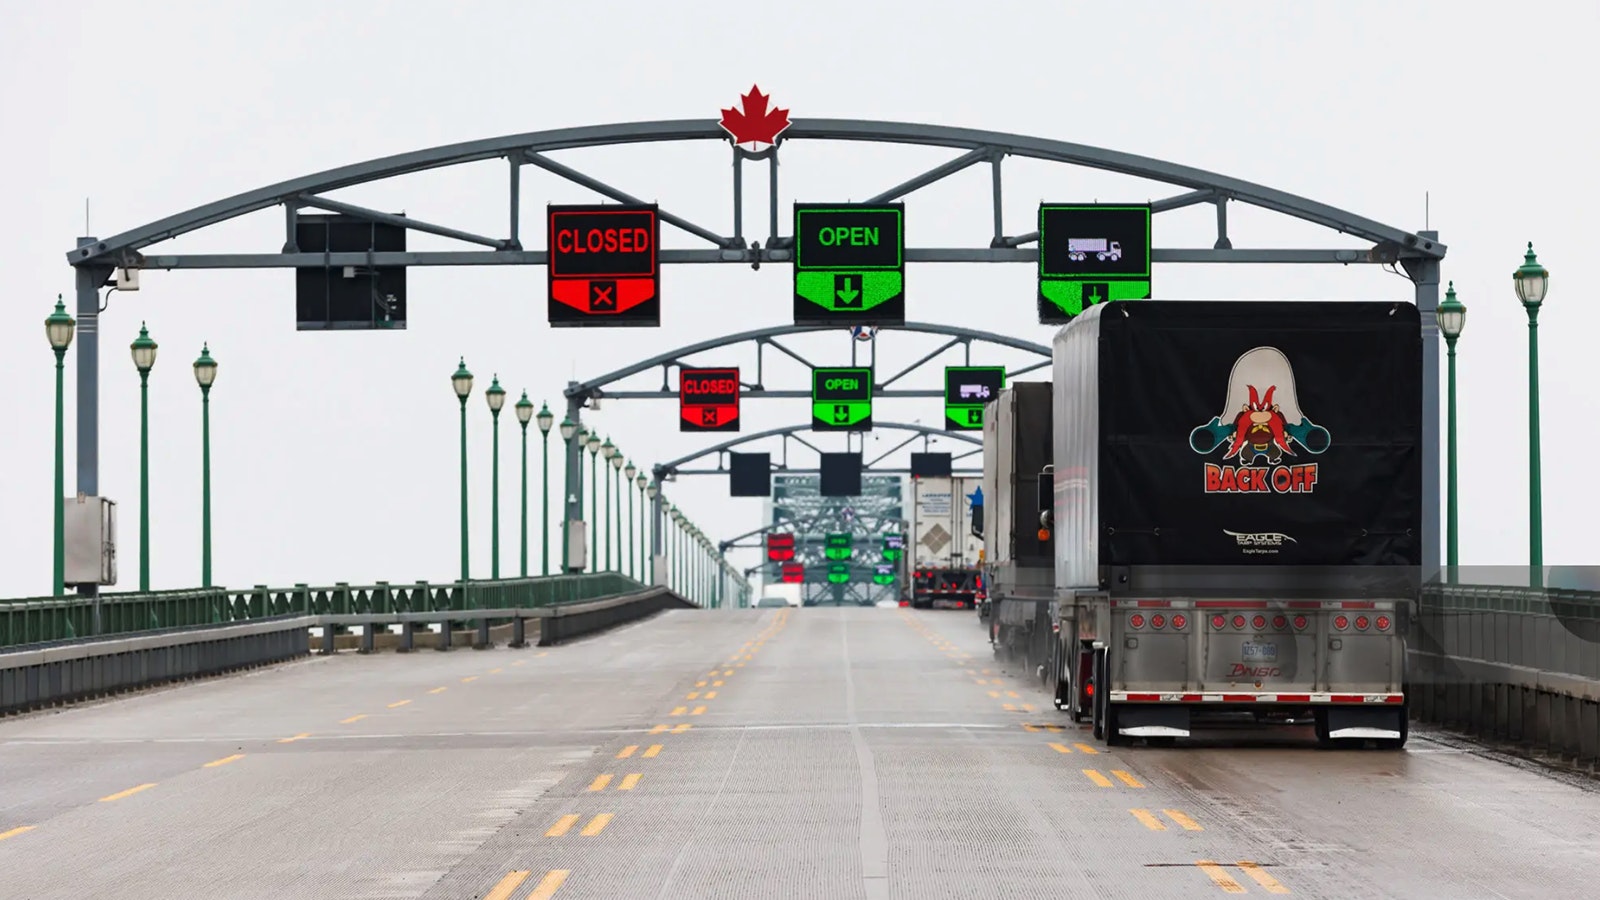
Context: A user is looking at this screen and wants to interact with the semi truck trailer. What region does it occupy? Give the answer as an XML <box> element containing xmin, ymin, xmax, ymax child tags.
<box><xmin>979</xmin><ymin>382</ymin><xmax>1057</xmax><ymax>684</ymax></box>
<box><xmin>1047</xmin><ymin>300</ymin><xmax>1421</xmax><ymax>748</ymax></box>
<box><xmin>909</xmin><ymin>476</ymin><xmax>984</xmax><ymax>609</ymax></box>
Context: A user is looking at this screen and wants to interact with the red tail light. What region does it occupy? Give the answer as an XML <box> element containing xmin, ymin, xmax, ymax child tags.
<box><xmin>1334</xmin><ymin>615</ymin><xmax>1350</xmax><ymax>630</ymax></box>
<box><xmin>899</xmin><ymin>600</ymin><xmax>909</xmax><ymax>607</ymax></box>
<box><xmin>1129</xmin><ymin>613</ymin><xmax>1146</xmax><ymax>629</ymax></box>
<box><xmin>1354</xmin><ymin>615</ymin><xmax>1370</xmax><ymax>631</ymax></box>
<box><xmin>1211</xmin><ymin>614</ymin><xmax>1226</xmax><ymax>629</ymax></box>
<box><xmin>1375</xmin><ymin>615</ymin><xmax>1391</xmax><ymax>631</ymax></box>
<box><xmin>1150</xmin><ymin>614</ymin><xmax>1166</xmax><ymax>629</ymax></box>
<box><xmin>1272</xmin><ymin>615</ymin><xmax>1287</xmax><ymax>629</ymax></box>
<box><xmin>1170</xmin><ymin>614</ymin><xmax>1187</xmax><ymax>630</ymax></box>
<box><xmin>1251</xmin><ymin>615</ymin><xmax>1267</xmax><ymax>630</ymax></box>
<box><xmin>1232</xmin><ymin>615</ymin><xmax>1247</xmax><ymax>630</ymax></box>
<box><xmin>1292</xmin><ymin>615</ymin><xmax>1308</xmax><ymax>631</ymax></box>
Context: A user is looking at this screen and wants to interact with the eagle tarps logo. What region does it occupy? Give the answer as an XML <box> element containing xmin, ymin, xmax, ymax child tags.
<box><xmin>1188</xmin><ymin>347</ymin><xmax>1331</xmax><ymax>555</ymax></box>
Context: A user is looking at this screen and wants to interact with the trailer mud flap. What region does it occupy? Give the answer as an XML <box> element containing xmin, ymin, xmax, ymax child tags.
<box><xmin>1324</xmin><ymin>704</ymin><xmax>1404</xmax><ymax>740</ymax></box>
<box><xmin>1115</xmin><ymin>704</ymin><xmax>1191</xmax><ymax>738</ymax></box>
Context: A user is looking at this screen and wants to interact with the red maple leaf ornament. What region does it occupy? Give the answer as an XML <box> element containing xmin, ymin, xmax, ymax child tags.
<box><xmin>719</xmin><ymin>85</ymin><xmax>791</xmax><ymax>147</ymax></box>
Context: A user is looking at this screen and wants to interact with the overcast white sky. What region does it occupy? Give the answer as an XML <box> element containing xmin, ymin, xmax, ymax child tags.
<box><xmin>2</xmin><ymin>1</ymin><xmax>1596</xmax><ymax>599</ymax></box>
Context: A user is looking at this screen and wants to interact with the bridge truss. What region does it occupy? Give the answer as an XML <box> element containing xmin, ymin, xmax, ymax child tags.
<box><xmin>64</xmin><ymin>106</ymin><xmax>1448</xmax><ymax>599</ymax></box>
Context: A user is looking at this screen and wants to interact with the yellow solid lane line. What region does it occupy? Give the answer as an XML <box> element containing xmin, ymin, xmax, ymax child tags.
<box><xmin>99</xmin><ymin>783</ymin><xmax>157</xmax><ymax>802</ymax></box>
<box><xmin>203</xmin><ymin>754</ymin><xmax>245</xmax><ymax>768</ymax></box>
<box><xmin>1048</xmin><ymin>743</ymin><xmax>1072</xmax><ymax>754</ymax></box>
<box><xmin>671</xmin><ymin>724</ymin><xmax>691</xmax><ymax>734</ymax></box>
<box><xmin>617</xmin><ymin>745</ymin><xmax>638</xmax><ymax>759</ymax></box>
<box><xmin>1130</xmin><ymin>809</ymin><xmax>1167</xmax><ymax>831</ymax></box>
<box><xmin>580</xmin><ymin>813</ymin><xmax>613</xmax><ymax>836</ymax></box>
<box><xmin>704</xmin><ymin>691</ymin><xmax>718</xmax><ymax>699</ymax></box>
<box><xmin>483</xmin><ymin>870</ymin><xmax>531</xmax><ymax>900</ymax></box>
<box><xmin>1074</xmin><ymin>743</ymin><xmax>1099</xmax><ymax>754</ymax></box>
<box><xmin>1195</xmin><ymin>861</ymin><xmax>1246</xmax><ymax>894</ymax></box>
<box><xmin>1164</xmin><ymin>810</ymin><xmax>1204</xmax><ymax>831</ymax></box>
<box><xmin>587</xmin><ymin>774</ymin><xmax>612</xmax><ymax>791</ymax></box>
<box><xmin>545</xmin><ymin>814</ymin><xmax>580</xmax><ymax>837</ymax></box>
<box><xmin>428</xmin><ymin>687</ymin><xmax>447</xmax><ymax>694</ymax></box>
<box><xmin>1082</xmin><ymin>769</ymin><xmax>1114</xmax><ymax>788</ymax></box>
<box><xmin>277</xmin><ymin>733</ymin><xmax>310</xmax><ymax>744</ymax></box>
<box><xmin>618</xmin><ymin>773</ymin><xmax>641</xmax><ymax>790</ymax></box>
<box><xmin>1112</xmin><ymin>770</ymin><xmax>1145</xmax><ymax>788</ymax></box>
<box><xmin>670</xmin><ymin>706</ymin><xmax>688</xmax><ymax>716</ymax></box>
<box><xmin>643</xmin><ymin>744</ymin><xmax>663</xmax><ymax>758</ymax></box>
<box><xmin>0</xmin><ymin>826</ymin><xmax>36</xmax><ymax>842</ymax></box>
<box><xmin>1236</xmin><ymin>862</ymin><xmax>1290</xmax><ymax>894</ymax></box>
<box><xmin>387</xmin><ymin>700</ymin><xmax>412</xmax><ymax>708</ymax></box>
<box><xmin>340</xmin><ymin>714</ymin><xmax>367</xmax><ymax>724</ymax></box>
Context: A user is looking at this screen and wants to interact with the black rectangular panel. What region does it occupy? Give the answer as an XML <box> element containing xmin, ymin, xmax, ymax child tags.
<box><xmin>910</xmin><ymin>452</ymin><xmax>952</xmax><ymax>478</ymax></box>
<box><xmin>1095</xmin><ymin>300</ymin><xmax>1422</xmax><ymax>568</ymax></box>
<box><xmin>819</xmin><ymin>452</ymin><xmax>863</xmax><ymax>497</ymax></box>
<box><xmin>294</xmin><ymin>214</ymin><xmax>407</xmax><ymax>331</ymax></box>
<box><xmin>729</xmin><ymin>452</ymin><xmax>771</xmax><ymax>497</ymax></box>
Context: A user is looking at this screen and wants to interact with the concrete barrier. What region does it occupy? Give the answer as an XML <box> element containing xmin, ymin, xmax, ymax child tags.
<box><xmin>0</xmin><ymin>588</ymin><xmax>693</xmax><ymax>716</ymax></box>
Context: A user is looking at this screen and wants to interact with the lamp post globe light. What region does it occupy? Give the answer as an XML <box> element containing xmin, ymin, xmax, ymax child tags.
<box><xmin>46</xmin><ymin>296</ymin><xmax>76</xmax><ymax>596</ymax></box>
<box><xmin>624</xmin><ymin>460</ymin><xmax>638</xmax><ymax>579</ymax></box>
<box><xmin>486</xmin><ymin>376</ymin><xmax>506</xmax><ymax>579</ymax></box>
<box><xmin>601</xmin><ymin>437</ymin><xmax>617</xmax><ymax>571</ymax></box>
<box><xmin>191</xmin><ymin>344</ymin><xmax>219</xmax><ymax>588</ymax></box>
<box><xmin>1437</xmin><ymin>282</ymin><xmax>1466</xmax><ymax>576</ymax></box>
<box><xmin>586</xmin><ymin>432</ymin><xmax>601</xmax><ymax>572</ymax></box>
<box><xmin>558</xmin><ymin>417</ymin><xmax>577</xmax><ymax>572</ymax></box>
<box><xmin>515</xmin><ymin>391</ymin><xmax>534</xmax><ymax>578</ymax></box>
<box><xmin>130</xmin><ymin>323</ymin><xmax>158</xmax><ymax>592</ymax></box>
<box><xmin>1512</xmin><ymin>243</ymin><xmax>1549</xmax><ymax>585</ymax></box>
<box><xmin>536</xmin><ymin>402</ymin><xmax>554</xmax><ymax>575</ymax></box>
<box><xmin>452</xmin><ymin>358</ymin><xmax>474</xmax><ymax>582</ymax></box>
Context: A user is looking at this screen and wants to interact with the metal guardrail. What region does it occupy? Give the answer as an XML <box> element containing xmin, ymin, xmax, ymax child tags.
<box><xmin>0</xmin><ymin>573</ymin><xmax>654</xmax><ymax>653</ymax></box>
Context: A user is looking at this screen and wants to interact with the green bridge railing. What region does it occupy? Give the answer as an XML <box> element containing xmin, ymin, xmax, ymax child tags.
<box><xmin>0</xmin><ymin>572</ymin><xmax>657</xmax><ymax>652</ymax></box>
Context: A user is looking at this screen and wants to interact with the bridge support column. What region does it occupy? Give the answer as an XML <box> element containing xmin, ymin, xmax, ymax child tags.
<box><xmin>1406</xmin><ymin>239</ymin><xmax>1443</xmax><ymax>579</ymax></box>
<box><xmin>398</xmin><ymin>621</ymin><xmax>416</xmax><ymax>652</ymax></box>
<box><xmin>74</xmin><ymin>242</ymin><xmax>111</xmax><ymax>633</ymax></box>
<box><xmin>474</xmin><ymin>617</ymin><xmax>493</xmax><ymax>649</ymax></box>
<box><xmin>563</xmin><ymin>388</ymin><xmax>585</xmax><ymax>573</ymax></box>
<box><xmin>509</xmin><ymin>616</ymin><xmax>527</xmax><ymax>648</ymax></box>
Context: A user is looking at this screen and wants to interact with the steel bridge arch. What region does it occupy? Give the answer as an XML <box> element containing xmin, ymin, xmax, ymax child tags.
<box><xmin>62</xmin><ymin>113</ymin><xmax>1448</xmax><ymax>590</ymax></box>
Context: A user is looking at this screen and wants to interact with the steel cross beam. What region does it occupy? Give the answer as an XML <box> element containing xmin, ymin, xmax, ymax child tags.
<box><xmin>651</xmin><ymin>421</ymin><xmax>980</xmax><ymax>477</ymax></box>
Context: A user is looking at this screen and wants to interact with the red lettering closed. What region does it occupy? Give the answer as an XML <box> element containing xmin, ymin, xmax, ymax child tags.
<box><xmin>684</xmin><ymin>379</ymin><xmax>738</xmax><ymax>395</ymax></box>
<box><xmin>555</xmin><ymin>227</ymin><xmax>652</xmax><ymax>255</ymax></box>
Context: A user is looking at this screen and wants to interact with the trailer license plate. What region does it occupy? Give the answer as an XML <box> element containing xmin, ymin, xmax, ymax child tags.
<box><xmin>1242</xmin><ymin>642</ymin><xmax>1278</xmax><ymax>662</ymax></box>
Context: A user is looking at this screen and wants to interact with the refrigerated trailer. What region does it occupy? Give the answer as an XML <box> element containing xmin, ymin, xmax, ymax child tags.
<box><xmin>1047</xmin><ymin>300</ymin><xmax>1421</xmax><ymax>748</ymax></box>
<box><xmin>979</xmin><ymin>382</ymin><xmax>1057</xmax><ymax>682</ymax></box>
<box><xmin>909</xmin><ymin>476</ymin><xmax>984</xmax><ymax>609</ymax></box>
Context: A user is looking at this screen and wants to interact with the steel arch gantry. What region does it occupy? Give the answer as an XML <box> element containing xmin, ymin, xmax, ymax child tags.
<box><xmin>64</xmin><ymin>112</ymin><xmax>1449</xmax><ymax>599</ymax></box>
<box><xmin>650</xmin><ymin>421</ymin><xmax>981</xmax><ymax>483</ymax></box>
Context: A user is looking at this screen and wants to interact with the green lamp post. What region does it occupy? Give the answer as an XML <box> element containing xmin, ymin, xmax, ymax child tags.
<box><xmin>635</xmin><ymin>472</ymin><xmax>649</xmax><ymax>579</ymax></box>
<box><xmin>624</xmin><ymin>460</ymin><xmax>638</xmax><ymax>579</ymax></box>
<box><xmin>1512</xmin><ymin>243</ymin><xmax>1549</xmax><ymax>586</ymax></box>
<box><xmin>46</xmin><ymin>297</ymin><xmax>76</xmax><ymax>596</ymax></box>
<box><xmin>608</xmin><ymin>446</ymin><xmax>625</xmax><ymax>573</ymax></box>
<box><xmin>645</xmin><ymin>479</ymin><xmax>658</xmax><ymax>583</ymax></box>
<box><xmin>514</xmin><ymin>391</ymin><xmax>534</xmax><ymax>578</ymax></box>
<box><xmin>585</xmin><ymin>432</ymin><xmax>601</xmax><ymax>572</ymax></box>
<box><xmin>130</xmin><ymin>323</ymin><xmax>158</xmax><ymax>592</ymax></box>
<box><xmin>1437</xmin><ymin>283</ymin><xmax>1466</xmax><ymax>576</ymax></box>
<box><xmin>559</xmin><ymin>417</ymin><xmax>577</xmax><ymax>572</ymax></box>
<box><xmin>536</xmin><ymin>402</ymin><xmax>554</xmax><ymax>575</ymax></box>
<box><xmin>600</xmin><ymin>437</ymin><xmax>617</xmax><ymax>571</ymax></box>
<box><xmin>452</xmin><ymin>359</ymin><xmax>474</xmax><ymax>582</ymax></box>
<box><xmin>485</xmin><ymin>376</ymin><xmax>506</xmax><ymax>579</ymax></box>
<box><xmin>192</xmin><ymin>344</ymin><xmax>219</xmax><ymax>588</ymax></box>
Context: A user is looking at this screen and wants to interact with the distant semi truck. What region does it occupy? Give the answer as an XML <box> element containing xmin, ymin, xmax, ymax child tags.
<box><xmin>909</xmin><ymin>476</ymin><xmax>984</xmax><ymax>610</ymax></box>
<box><xmin>1046</xmin><ymin>299</ymin><xmax>1421</xmax><ymax>749</ymax></box>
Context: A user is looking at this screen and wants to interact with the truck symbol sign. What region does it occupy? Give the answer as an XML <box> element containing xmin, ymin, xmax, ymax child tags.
<box><xmin>958</xmin><ymin>383</ymin><xmax>991</xmax><ymax>400</ymax></box>
<box><xmin>1066</xmin><ymin>238</ymin><xmax>1122</xmax><ymax>263</ymax></box>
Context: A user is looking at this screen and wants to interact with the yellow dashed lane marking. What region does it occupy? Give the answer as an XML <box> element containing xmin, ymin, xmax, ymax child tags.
<box><xmin>1131</xmin><ymin>809</ymin><xmax>1167</xmax><ymax>831</ymax></box>
<box><xmin>1112</xmin><ymin>770</ymin><xmax>1144</xmax><ymax>788</ymax></box>
<box><xmin>428</xmin><ymin>687</ymin><xmax>447</xmax><ymax>694</ymax></box>
<box><xmin>580</xmin><ymin>813</ymin><xmax>613</xmax><ymax>836</ymax></box>
<box><xmin>512</xmin><ymin>660</ymin><xmax>526</xmax><ymax>666</ymax></box>
<box><xmin>488</xmin><ymin>667</ymin><xmax>503</xmax><ymax>674</ymax></box>
<box><xmin>672</xmin><ymin>724</ymin><xmax>691</xmax><ymax>734</ymax></box>
<box><xmin>1165</xmin><ymin>809</ymin><xmax>1204</xmax><ymax>831</ymax></box>
<box><xmin>1196</xmin><ymin>861</ymin><xmax>1246</xmax><ymax>894</ymax></box>
<box><xmin>484</xmin><ymin>870</ymin><xmax>530</xmax><ymax>900</ymax></box>
<box><xmin>670</xmin><ymin>706</ymin><xmax>688</xmax><ymax>716</ymax></box>
<box><xmin>0</xmin><ymin>826</ymin><xmax>36</xmax><ymax>842</ymax></box>
<box><xmin>387</xmin><ymin>700</ymin><xmax>411</xmax><ymax>708</ymax></box>
<box><xmin>1003</xmin><ymin>703</ymin><xmax>1018</xmax><ymax>711</ymax></box>
<box><xmin>278</xmin><ymin>733</ymin><xmax>310</xmax><ymax>743</ymax></box>
<box><xmin>1237</xmin><ymin>862</ymin><xmax>1290</xmax><ymax>894</ymax></box>
<box><xmin>696</xmin><ymin>681</ymin><xmax>707</xmax><ymax>687</ymax></box>
<box><xmin>1074</xmin><ymin>743</ymin><xmax>1098</xmax><ymax>754</ymax></box>
<box><xmin>649</xmin><ymin>725</ymin><xmax>669</xmax><ymax>735</ymax></box>
<box><xmin>643</xmin><ymin>744</ymin><xmax>663</xmax><ymax>758</ymax></box>
<box><xmin>99</xmin><ymin>783</ymin><xmax>157</xmax><ymax>802</ymax></box>
<box><xmin>988</xmin><ymin>691</ymin><xmax>1001</xmax><ymax>699</ymax></box>
<box><xmin>460</xmin><ymin>676</ymin><xmax>478</xmax><ymax>683</ymax></box>
<box><xmin>617</xmin><ymin>745</ymin><xmax>637</xmax><ymax>759</ymax></box>
<box><xmin>692</xmin><ymin>706</ymin><xmax>706</xmax><ymax>715</ymax></box>
<box><xmin>340</xmin><ymin>714</ymin><xmax>367</xmax><ymax>724</ymax></box>
<box><xmin>724</xmin><ymin>669</ymin><xmax>734</xmax><ymax>676</ymax></box>
<box><xmin>687</xmin><ymin>692</ymin><xmax>701</xmax><ymax>700</ymax></box>
<box><xmin>203</xmin><ymin>754</ymin><xmax>244</xmax><ymax>768</ymax></box>
<box><xmin>587</xmin><ymin>774</ymin><xmax>612</xmax><ymax>791</ymax></box>
<box><xmin>713</xmin><ymin>680</ymin><xmax>724</xmax><ymax>687</ymax></box>
<box><xmin>704</xmin><ymin>691</ymin><xmax>717</xmax><ymax>699</ymax></box>
<box><xmin>619</xmin><ymin>773</ymin><xmax>641</xmax><ymax>790</ymax></box>
<box><xmin>1082</xmin><ymin>769</ymin><xmax>1114</xmax><ymax>788</ymax></box>
<box><xmin>545</xmin><ymin>814</ymin><xmax>580</xmax><ymax>837</ymax></box>
<box><xmin>1049</xmin><ymin>743</ymin><xmax>1073</xmax><ymax>754</ymax></box>
<box><xmin>1005</xmin><ymin>690</ymin><xmax>1020</xmax><ymax>698</ymax></box>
